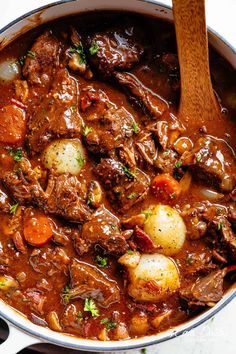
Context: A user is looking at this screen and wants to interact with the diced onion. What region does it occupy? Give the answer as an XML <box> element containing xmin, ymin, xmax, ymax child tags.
<box><xmin>0</xmin><ymin>59</ymin><xmax>20</xmax><ymax>82</ymax></box>
<box><xmin>197</xmin><ymin>187</ymin><xmax>224</xmax><ymax>201</ymax></box>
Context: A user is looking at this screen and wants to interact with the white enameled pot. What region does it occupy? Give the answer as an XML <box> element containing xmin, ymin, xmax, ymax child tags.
<box><xmin>0</xmin><ymin>1</ymin><xmax>235</xmax><ymax>353</ymax></box>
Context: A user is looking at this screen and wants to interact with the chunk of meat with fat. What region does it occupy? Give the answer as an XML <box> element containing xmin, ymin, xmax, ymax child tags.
<box><xmin>69</xmin><ymin>259</ymin><xmax>120</xmax><ymax>307</ymax></box>
<box><xmin>88</xmin><ymin>26</ymin><xmax>144</xmax><ymax>76</ymax></box>
<box><xmin>28</xmin><ymin>68</ymin><xmax>82</xmax><ymax>153</ymax></box>
<box><xmin>95</xmin><ymin>158</ymin><xmax>149</xmax><ymax>212</ymax></box>
<box><xmin>180</xmin><ymin>269</ymin><xmax>225</xmax><ymax>306</ymax></box>
<box><xmin>75</xmin><ymin>205</ymin><xmax>128</xmax><ymax>255</ymax></box>
<box><xmin>2</xmin><ymin>159</ymin><xmax>91</xmax><ymax>223</ymax></box>
<box><xmin>23</xmin><ymin>30</ymin><xmax>61</xmax><ymax>89</ymax></box>
<box><xmin>115</xmin><ymin>72</ymin><xmax>168</xmax><ymax>119</ymax></box>
<box><xmin>181</xmin><ymin>136</ymin><xmax>236</xmax><ymax>192</ymax></box>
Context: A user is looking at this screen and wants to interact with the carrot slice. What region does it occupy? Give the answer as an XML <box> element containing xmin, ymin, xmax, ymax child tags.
<box><xmin>0</xmin><ymin>105</ymin><xmax>26</xmax><ymax>144</ymax></box>
<box><xmin>151</xmin><ymin>173</ymin><xmax>181</xmax><ymax>201</ymax></box>
<box><xmin>23</xmin><ymin>209</ymin><xmax>53</xmax><ymax>246</ymax></box>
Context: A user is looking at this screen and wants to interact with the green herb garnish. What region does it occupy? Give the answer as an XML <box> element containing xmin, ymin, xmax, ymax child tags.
<box><xmin>89</xmin><ymin>42</ymin><xmax>99</xmax><ymax>55</ymax></box>
<box><xmin>196</xmin><ymin>153</ymin><xmax>202</xmax><ymax>162</ymax></box>
<box><xmin>84</xmin><ymin>298</ymin><xmax>99</xmax><ymax>317</ymax></box>
<box><xmin>127</xmin><ymin>192</ymin><xmax>137</xmax><ymax>199</ymax></box>
<box><xmin>95</xmin><ymin>255</ymin><xmax>108</xmax><ymax>268</ymax></box>
<box><xmin>127</xmin><ymin>249</ymin><xmax>135</xmax><ymax>255</ymax></box>
<box><xmin>69</xmin><ymin>43</ymin><xmax>86</xmax><ymax>64</ymax></box>
<box><xmin>62</xmin><ymin>285</ymin><xmax>71</xmax><ymax>304</ymax></box>
<box><xmin>9</xmin><ymin>148</ymin><xmax>22</xmax><ymax>161</ymax></box>
<box><xmin>141</xmin><ymin>209</ymin><xmax>152</xmax><ymax>220</ymax></box>
<box><xmin>100</xmin><ymin>318</ymin><xmax>117</xmax><ymax>330</ymax></box>
<box><xmin>77</xmin><ymin>311</ymin><xmax>83</xmax><ymax>321</ymax></box>
<box><xmin>27</xmin><ymin>50</ymin><xmax>36</xmax><ymax>58</ymax></box>
<box><xmin>83</xmin><ymin>125</ymin><xmax>92</xmax><ymax>136</ymax></box>
<box><xmin>175</xmin><ymin>161</ymin><xmax>182</xmax><ymax>168</ymax></box>
<box><xmin>141</xmin><ymin>349</ymin><xmax>147</xmax><ymax>354</ymax></box>
<box><xmin>186</xmin><ymin>254</ymin><xmax>194</xmax><ymax>265</ymax></box>
<box><xmin>217</xmin><ymin>222</ymin><xmax>224</xmax><ymax>231</ymax></box>
<box><xmin>0</xmin><ymin>281</ymin><xmax>6</xmax><ymax>287</ymax></box>
<box><xmin>132</xmin><ymin>122</ymin><xmax>139</xmax><ymax>134</ymax></box>
<box><xmin>110</xmin><ymin>223</ymin><xmax>118</xmax><ymax>231</ymax></box>
<box><xmin>9</xmin><ymin>203</ymin><xmax>19</xmax><ymax>215</ymax></box>
<box><xmin>76</xmin><ymin>153</ymin><xmax>85</xmax><ymax>168</ymax></box>
<box><xmin>163</xmin><ymin>149</ymin><xmax>170</xmax><ymax>157</ymax></box>
<box><xmin>123</xmin><ymin>166</ymin><xmax>136</xmax><ymax>179</ymax></box>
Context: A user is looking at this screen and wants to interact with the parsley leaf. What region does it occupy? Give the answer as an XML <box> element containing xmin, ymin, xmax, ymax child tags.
<box><xmin>127</xmin><ymin>249</ymin><xmax>136</xmax><ymax>255</ymax></box>
<box><xmin>9</xmin><ymin>148</ymin><xmax>22</xmax><ymax>161</ymax></box>
<box><xmin>95</xmin><ymin>255</ymin><xmax>108</xmax><ymax>268</ymax></box>
<box><xmin>0</xmin><ymin>281</ymin><xmax>6</xmax><ymax>287</ymax></box>
<box><xmin>217</xmin><ymin>222</ymin><xmax>224</xmax><ymax>231</ymax></box>
<box><xmin>9</xmin><ymin>203</ymin><xmax>19</xmax><ymax>215</ymax></box>
<box><xmin>110</xmin><ymin>223</ymin><xmax>118</xmax><ymax>231</ymax></box>
<box><xmin>175</xmin><ymin>161</ymin><xmax>182</xmax><ymax>168</ymax></box>
<box><xmin>83</xmin><ymin>125</ymin><xmax>92</xmax><ymax>136</ymax></box>
<box><xmin>132</xmin><ymin>122</ymin><xmax>139</xmax><ymax>134</ymax></box>
<box><xmin>123</xmin><ymin>166</ymin><xmax>136</xmax><ymax>179</ymax></box>
<box><xmin>84</xmin><ymin>298</ymin><xmax>99</xmax><ymax>317</ymax></box>
<box><xmin>27</xmin><ymin>50</ymin><xmax>36</xmax><ymax>58</ymax></box>
<box><xmin>141</xmin><ymin>209</ymin><xmax>152</xmax><ymax>220</ymax></box>
<box><xmin>196</xmin><ymin>153</ymin><xmax>202</xmax><ymax>162</ymax></box>
<box><xmin>141</xmin><ymin>349</ymin><xmax>147</xmax><ymax>354</ymax></box>
<box><xmin>62</xmin><ymin>285</ymin><xmax>71</xmax><ymax>304</ymax></box>
<box><xmin>100</xmin><ymin>318</ymin><xmax>117</xmax><ymax>330</ymax></box>
<box><xmin>127</xmin><ymin>192</ymin><xmax>137</xmax><ymax>199</ymax></box>
<box><xmin>69</xmin><ymin>43</ymin><xmax>86</xmax><ymax>64</ymax></box>
<box><xmin>163</xmin><ymin>149</ymin><xmax>170</xmax><ymax>157</ymax></box>
<box><xmin>76</xmin><ymin>153</ymin><xmax>85</xmax><ymax>168</ymax></box>
<box><xmin>15</xmin><ymin>56</ymin><xmax>26</xmax><ymax>66</ymax></box>
<box><xmin>89</xmin><ymin>42</ymin><xmax>99</xmax><ymax>55</ymax></box>
<box><xmin>77</xmin><ymin>311</ymin><xmax>83</xmax><ymax>321</ymax></box>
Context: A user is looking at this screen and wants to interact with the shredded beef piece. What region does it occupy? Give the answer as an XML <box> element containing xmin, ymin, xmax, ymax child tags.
<box><xmin>45</xmin><ymin>173</ymin><xmax>92</xmax><ymax>223</ymax></box>
<box><xmin>180</xmin><ymin>269</ymin><xmax>224</xmax><ymax>306</ymax></box>
<box><xmin>115</xmin><ymin>72</ymin><xmax>168</xmax><ymax>118</ymax></box>
<box><xmin>68</xmin><ymin>259</ymin><xmax>120</xmax><ymax>307</ymax></box>
<box><xmin>28</xmin><ymin>68</ymin><xmax>82</xmax><ymax>154</ymax></box>
<box><xmin>23</xmin><ymin>30</ymin><xmax>61</xmax><ymax>90</ymax></box>
<box><xmin>95</xmin><ymin>158</ymin><xmax>149</xmax><ymax>212</ymax></box>
<box><xmin>75</xmin><ymin>205</ymin><xmax>128</xmax><ymax>256</ymax></box>
<box><xmin>88</xmin><ymin>26</ymin><xmax>144</xmax><ymax>77</ymax></box>
<box><xmin>134</xmin><ymin>130</ymin><xmax>157</xmax><ymax>167</ymax></box>
<box><xmin>25</xmin><ymin>289</ymin><xmax>46</xmax><ymax>315</ymax></box>
<box><xmin>181</xmin><ymin>136</ymin><xmax>236</xmax><ymax>192</ymax></box>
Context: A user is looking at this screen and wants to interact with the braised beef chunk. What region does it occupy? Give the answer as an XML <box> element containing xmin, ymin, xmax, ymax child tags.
<box><xmin>181</xmin><ymin>136</ymin><xmax>236</xmax><ymax>192</ymax></box>
<box><xmin>45</xmin><ymin>173</ymin><xmax>92</xmax><ymax>223</ymax></box>
<box><xmin>23</xmin><ymin>30</ymin><xmax>61</xmax><ymax>89</ymax></box>
<box><xmin>95</xmin><ymin>158</ymin><xmax>149</xmax><ymax>212</ymax></box>
<box><xmin>83</xmin><ymin>94</ymin><xmax>136</xmax><ymax>156</ymax></box>
<box><xmin>69</xmin><ymin>259</ymin><xmax>120</xmax><ymax>307</ymax></box>
<box><xmin>75</xmin><ymin>206</ymin><xmax>128</xmax><ymax>256</ymax></box>
<box><xmin>28</xmin><ymin>68</ymin><xmax>82</xmax><ymax>153</ymax></box>
<box><xmin>115</xmin><ymin>72</ymin><xmax>168</xmax><ymax>118</ymax></box>
<box><xmin>180</xmin><ymin>269</ymin><xmax>224</xmax><ymax>306</ymax></box>
<box><xmin>88</xmin><ymin>26</ymin><xmax>144</xmax><ymax>76</ymax></box>
<box><xmin>134</xmin><ymin>130</ymin><xmax>157</xmax><ymax>166</ymax></box>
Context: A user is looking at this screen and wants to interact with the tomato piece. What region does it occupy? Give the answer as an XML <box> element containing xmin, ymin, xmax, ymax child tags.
<box><xmin>23</xmin><ymin>209</ymin><xmax>53</xmax><ymax>246</ymax></box>
<box><xmin>151</xmin><ymin>173</ymin><xmax>181</xmax><ymax>201</ymax></box>
<box><xmin>0</xmin><ymin>105</ymin><xmax>26</xmax><ymax>144</ymax></box>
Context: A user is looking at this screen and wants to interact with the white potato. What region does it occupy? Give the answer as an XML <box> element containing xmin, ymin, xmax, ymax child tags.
<box><xmin>127</xmin><ymin>254</ymin><xmax>180</xmax><ymax>302</ymax></box>
<box><xmin>144</xmin><ymin>205</ymin><xmax>186</xmax><ymax>256</ymax></box>
<box><xmin>0</xmin><ymin>59</ymin><xmax>20</xmax><ymax>82</ymax></box>
<box><xmin>42</xmin><ymin>139</ymin><xmax>85</xmax><ymax>175</ymax></box>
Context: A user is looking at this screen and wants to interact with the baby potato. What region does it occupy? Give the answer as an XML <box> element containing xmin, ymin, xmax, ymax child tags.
<box><xmin>144</xmin><ymin>205</ymin><xmax>186</xmax><ymax>256</ymax></box>
<box><xmin>42</xmin><ymin>139</ymin><xmax>86</xmax><ymax>175</ymax></box>
<box><xmin>128</xmin><ymin>254</ymin><xmax>180</xmax><ymax>302</ymax></box>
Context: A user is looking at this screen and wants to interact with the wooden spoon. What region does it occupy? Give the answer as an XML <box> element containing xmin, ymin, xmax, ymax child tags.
<box><xmin>172</xmin><ymin>0</ymin><xmax>221</xmax><ymax>127</ymax></box>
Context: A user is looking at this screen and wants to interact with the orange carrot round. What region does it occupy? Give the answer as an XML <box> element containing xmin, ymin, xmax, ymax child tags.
<box><xmin>151</xmin><ymin>173</ymin><xmax>181</xmax><ymax>201</ymax></box>
<box><xmin>23</xmin><ymin>209</ymin><xmax>53</xmax><ymax>246</ymax></box>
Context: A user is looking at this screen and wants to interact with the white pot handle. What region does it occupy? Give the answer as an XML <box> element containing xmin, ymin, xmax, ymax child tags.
<box><xmin>0</xmin><ymin>320</ymin><xmax>42</xmax><ymax>354</ymax></box>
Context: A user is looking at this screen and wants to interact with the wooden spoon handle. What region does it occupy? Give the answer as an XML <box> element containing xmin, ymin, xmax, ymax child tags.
<box><xmin>173</xmin><ymin>0</ymin><xmax>219</xmax><ymax>124</ymax></box>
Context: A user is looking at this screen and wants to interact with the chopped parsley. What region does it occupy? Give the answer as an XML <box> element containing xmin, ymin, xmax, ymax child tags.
<box><xmin>196</xmin><ymin>153</ymin><xmax>202</xmax><ymax>162</ymax></box>
<box><xmin>100</xmin><ymin>318</ymin><xmax>117</xmax><ymax>330</ymax></box>
<box><xmin>110</xmin><ymin>223</ymin><xmax>118</xmax><ymax>231</ymax></box>
<box><xmin>163</xmin><ymin>149</ymin><xmax>170</xmax><ymax>157</ymax></box>
<box><xmin>141</xmin><ymin>209</ymin><xmax>152</xmax><ymax>220</ymax></box>
<box><xmin>69</xmin><ymin>43</ymin><xmax>86</xmax><ymax>64</ymax></box>
<box><xmin>186</xmin><ymin>254</ymin><xmax>194</xmax><ymax>265</ymax></box>
<box><xmin>127</xmin><ymin>192</ymin><xmax>137</xmax><ymax>199</ymax></box>
<box><xmin>62</xmin><ymin>285</ymin><xmax>71</xmax><ymax>304</ymax></box>
<box><xmin>123</xmin><ymin>166</ymin><xmax>136</xmax><ymax>179</ymax></box>
<box><xmin>0</xmin><ymin>281</ymin><xmax>6</xmax><ymax>287</ymax></box>
<box><xmin>86</xmin><ymin>195</ymin><xmax>92</xmax><ymax>205</ymax></box>
<box><xmin>175</xmin><ymin>161</ymin><xmax>182</xmax><ymax>168</ymax></box>
<box><xmin>95</xmin><ymin>255</ymin><xmax>108</xmax><ymax>268</ymax></box>
<box><xmin>77</xmin><ymin>311</ymin><xmax>83</xmax><ymax>321</ymax></box>
<box><xmin>76</xmin><ymin>153</ymin><xmax>85</xmax><ymax>168</ymax></box>
<box><xmin>9</xmin><ymin>203</ymin><xmax>19</xmax><ymax>215</ymax></box>
<box><xmin>27</xmin><ymin>50</ymin><xmax>36</xmax><ymax>58</ymax></box>
<box><xmin>89</xmin><ymin>42</ymin><xmax>99</xmax><ymax>55</ymax></box>
<box><xmin>9</xmin><ymin>148</ymin><xmax>22</xmax><ymax>161</ymax></box>
<box><xmin>132</xmin><ymin>122</ymin><xmax>139</xmax><ymax>134</ymax></box>
<box><xmin>141</xmin><ymin>349</ymin><xmax>147</xmax><ymax>354</ymax></box>
<box><xmin>84</xmin><ymin>298</ymin><xmax>99</xmax><ymax>317</ymax></box>
<box><xmin>217</xmin><ymin>222</ymin><xmax>224</xmax><ymax>231</ymax></box>
<box><xmin>127</xmin><ymin>249</ymin><xmax>135</xmax><ymax>255</ymax></box>
<box><xmin>15</xmin><ymin>56</ymin><xmax>26</xmax><ymax>66</ymax></box>
<box><xmin>83</xmin><ymin>125</ymin><xmax>92</xmax><ymax>136</ymax></box>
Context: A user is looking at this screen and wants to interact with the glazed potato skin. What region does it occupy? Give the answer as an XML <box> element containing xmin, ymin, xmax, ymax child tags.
<box><xmin>123</xmin><ymin>253</ymin><xmax>180</xmax><ymax>302</ymax></box>
<box><xmin>144</xmin><ymin>205</ymin><xmax>186</xmax><ymax>256</ymax></box>
<box><xmin>42</xmin><ymin>139</ymin><xmax>86</xmax><ymax>175</ymax></box>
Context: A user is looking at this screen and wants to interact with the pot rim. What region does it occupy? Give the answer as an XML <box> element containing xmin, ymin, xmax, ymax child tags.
<box><xmin>0</xmin><ymin>0</ymin><xmax>235</xmax><ymax>351</ymax></box>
